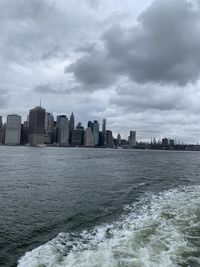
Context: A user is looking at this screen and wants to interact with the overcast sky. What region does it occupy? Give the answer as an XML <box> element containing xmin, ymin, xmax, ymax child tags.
<box><xmin>1</xmin><ymin>0</ymin><xmax>200</xmax><ymax>143</ymax></box>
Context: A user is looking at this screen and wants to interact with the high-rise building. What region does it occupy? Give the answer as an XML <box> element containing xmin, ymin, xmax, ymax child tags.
<box><xmin>169</xmin><ymin>139</ymin><xmax>174</xmax><ymax>146</ymax></box>
<box><xmin>0</xmin><ymin>126</ymin><xmax>5</xmax><ymax>144</ymax></box>
<box><xmin>28</xmin><ymin>106</ymin><xmax>45</xmax><ymax>145</ymax></box>
<box><xmin>129</xmin><ymin>131</ymin><xmax>136</xmax><ymax>147</ymax></box>
<box><xmin>76</xmin><ymin>122</ymin><xmax>84</xmax><ymax>131</ymax></box>
<box><xmin>0</xmin><ymin>116</ymin><xmax>2</xmax><ymax>128</ymax></box>
<box><xmin>69</xmin><ymin>112</ymin><xmax>75</xmax><ymax>131</ymax></box>
<box><xmin>87</xmin><ymin>121</ymin><xmax>93</xmax><ymax>130</ymax></box>
<box><xmin>102</xmin><ymin>119</ymin><xmax>106</xmax><ymax>133</ymax></box>
<box><xmin>117</xmin><ymin>134</ymin><xmax>121</xmax><ymax>146</ymax></box>
<box><xmin>162</xmin><ymin>138</ymin><xmax>168</xmax><ymax>146</ymax></box>
<box><xmin>106</xmin><ymin>130</ymin><xmax>113</xmax><ymax>147</ymax></box>
<box><xmin>69</xmin><ymin>112</ymin><xmax>75</xmax><ymax>145</ymax></box>
<box><xmin>98</xmin><ymin>131</ymin><xmax>104</xmax><ymax>146</ymax></box>
<box><xmin>93</xmin><ymin>120</ymin><xmax>99</xmax><ymax>146</ymax></box>
<box><xmin>56</xmin><ymin>115</ymin><xmax>69</xmax><ymax>146</ymax></box>
<box><xmin>84</xmin><ymin>127</ymin><xmax>94</xmax><ymax>146</ymax></box>
<box><xmin>20</xmin><ymin>123</ymin><xmax>29</xmax><ymax>144</ymax></box>
<box><xmin>5</xmin><ymin>114</ymin><xmax>21</xmax><ymax>145</ymax></box>
<box><xmin>45</xmin><ymin>113</ymin><xmax>54</xmax><ymax>144</ymax></box>
<box><xmin>102</xmin><ymin>118</ymin><xmax>106</xmax><ymax>146</ymax></box>
<box><xmin>71</xmin><ymin>129</ymin><xmax>84</xmax><ymax>146</ymax></box>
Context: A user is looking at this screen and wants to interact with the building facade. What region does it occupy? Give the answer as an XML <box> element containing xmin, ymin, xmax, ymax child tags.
<box><xmin>56</xmin><ymin>115</ymin><xmax>69</xmax><ymax>146</ymax></box>
<box><xmin>5</xmin><ymin>114</ymin><xmax>21</xmax><ymax>145</ymax></box>
<box><xmin>106</xmin><ymin>130</ymin><xmax>113</xmax><ymax>147</ymax></box>
<box><xmin>0</xmin><ymin>116</ymin><xmax>2</xmax><ymax>128</ymax></box>
<box><xmin>93</xmin><ymin>120</ymin><xmax>99</xmax><ymax>146</ymax></box>
<box><xmin>129</xmin><ymin>131</ymin><xmax>136</xmax><ymax>147</ymax></box>
<box><xmin>45</xmin><ymin>112</ymin><xmax>54</xmax><ymax>144</ymax></box>
<box><xmin>28</xmin><ymin>106</ymin><xmax>45</xmax><ymax>145</ymax></box>
<box><xmin>84</xmin><ymin>127</ymin><xmax>94</xmax><ymax>146</ymax></box>
<box><xmin>71</xmin><ymin>129</ymin><xmax>84</xmax><ymax>146</ymax></box>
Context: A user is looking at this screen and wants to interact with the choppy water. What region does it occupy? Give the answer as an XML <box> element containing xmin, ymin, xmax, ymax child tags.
<box><xmin>1</xmin><ymin>147</ymin><xmax>200</xmax><ymax>266</ymax></box>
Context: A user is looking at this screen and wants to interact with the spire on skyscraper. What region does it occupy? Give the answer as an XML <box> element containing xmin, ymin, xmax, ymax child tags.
<box><xmin>69</xmin><ymin>112</ymin><xmax>75</xmax><ymax>131</ymax></box>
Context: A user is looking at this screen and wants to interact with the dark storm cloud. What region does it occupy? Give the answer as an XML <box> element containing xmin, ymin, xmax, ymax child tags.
<box><xmin>66</xmin><ymin>51</ymin><xmax>116</xmax><ymax>87</ymax></box>
<box><xmin>110</xmin><ymin>84</ymin><xmax>181</xmax><ymax>112</ymax></box>
<box><xmin>67</xmin><ymin>0</ymin><xmax>200</xmax><ymax>86</ymax></box>
<box><xmin>109</xmin><ymin>81</ymin><xmax>200</xmax><ymax>116</ymax></box>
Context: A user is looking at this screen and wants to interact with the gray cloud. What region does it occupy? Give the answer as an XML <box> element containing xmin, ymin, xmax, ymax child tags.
<box><xmin>66</xmin><ymin>51</ymin><xmax>116</xmax><ymax>87</ymax></box>
<box><xmin>0</xmin><ymin>0</ymin><xmax>99</xmax><ymax>64</ymax></box>
<box><xmin>34</xmin><ymin>83</ymin><xmax>82</xmax><ymax>94</ymax></box>
<box><xmin>67</xmin><ymin>0</ymin><xmax>200</xmax><ymax>86</ymax></box>
<box><xmin>75</xmin><ymin>43</ymin><xmax>97</xmax><ymax>54</ymax></box>
<box><xmin>0</xmin><ymin>88</ymin><xmax>11</xmax><ymax>109</ymax></box>
<box><xmin>85</xmin><ymin>0</ymin><xmax>100</xmax><ymax>9</ymax></box>
<box><xmin>110</xmin><ymin>81</ymin><xmax>200</xmax><ymax>118</ymax></box>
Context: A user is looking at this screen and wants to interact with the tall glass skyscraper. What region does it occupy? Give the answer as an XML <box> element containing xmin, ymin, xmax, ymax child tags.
<box><xmin>56</xmin><ymin>115</ymin><xmax>69</xmax><ymax>146</ymax></box>
<box><xmin>28</xmin><ymin>106</ymin><xmax>45</xmax><ymax>145</ymax></box>
<box><xmin>93</xmin><ymin>120</ymin><xmax>99</xmax><ymax>146</ymax></box>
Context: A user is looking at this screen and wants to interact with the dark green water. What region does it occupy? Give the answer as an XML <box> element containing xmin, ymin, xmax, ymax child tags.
<box><xmin>0</xmin><ymin>147</ymin><xmax>200</xmax><ymax>266</ymax></box>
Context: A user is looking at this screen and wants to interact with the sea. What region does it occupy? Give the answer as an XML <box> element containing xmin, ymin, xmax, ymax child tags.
<box><xmin>1</xmin><ymin>146</ymin><xmax>200</xmax><ymax>267</ymax></box>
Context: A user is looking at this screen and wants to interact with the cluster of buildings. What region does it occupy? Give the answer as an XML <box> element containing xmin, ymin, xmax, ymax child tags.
<box><xmin>0</xmin><ymin>106</ymin><xmax>136</xmax><ymax>148</ymax></box>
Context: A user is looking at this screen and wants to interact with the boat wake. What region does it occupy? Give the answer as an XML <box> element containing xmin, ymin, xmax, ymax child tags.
<box><xmin>18</xmin><ymin>185</ymin><xmax>200</xmax><ymax>267</ymax></box>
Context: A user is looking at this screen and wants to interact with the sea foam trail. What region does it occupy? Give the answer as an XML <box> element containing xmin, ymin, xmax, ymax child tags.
<box><xmin>18</xmin><ymin>186</ymin><xmax>200</xmax><ymax>267</ymax></box>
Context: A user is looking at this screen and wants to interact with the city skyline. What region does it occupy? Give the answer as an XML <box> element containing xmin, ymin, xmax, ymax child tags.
<box><xmin>0</xmin><ymin>106</ymin><xmax>137</xmax><ymax>145</ymax></box>
<box><xmin>0</xmin><ymin>106</ymin><xmax>198</xmax><ymax>144</ymax></box>
<box><xmin>1</xmin><ymin>106</ymin><xmax>200</xmax><ymax>149</ymax></box>
<box><xmin>1</xmin><ymin>0</ymin><xmax>200</xmax><ymax>143</ymax></box>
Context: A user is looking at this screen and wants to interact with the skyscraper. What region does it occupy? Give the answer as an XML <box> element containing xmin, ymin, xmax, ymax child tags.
<box><xmin>28</xmin><ymin>106</ymin><xmax>45</xmax><ymax>145</ymax></box>
<box><xmin>129</xmin><ymin>131</ymin><xmax>136</xmax><ymax>147</ymax></box>
<box><xmin>102</xmin><ymin>118</ymin><xmax>106</xmax><ymax>146</ymax></box>
<box><xmin>69</xmin><ymin>112</ymin><xmax>75</xmax><ymax>145</ymax></box>
<box><xmin>56</xmin><ymin>115</ymin><xmax>69</xmax><ymax>146</ymax></box>
<box><xmin>45</xmin><ymin>112</ymin><xmax>54</xmax><ymax>143</ymax></box>
<box><xmin>0</xmin><ymin>126</ymin><xmax>5</xmax><ymax>144</ymax></box>
<box><xmin>102</xmin><ymin>118</ymin><xmax>106</xmax><ymax>133</ymax></box>
<box><xmin>69</xmin><ymin>112</ymin><xmax>75</xmax><ymax>131</ymax></box>
<box><xmin>87</xmin><ymin>121</ymin><xmax>92</xmax><ymax>129</ymax></box>
<box><xmin>84</xmin><ymin>127</ymin><xmax>94</xmax><ymax>146</ymax></box>
<box><xmin>117</xmin><ymin>134</ymin><xmax>121</xmax><ymax>146</ymax></box>
<box><xmin>0</xmin><ymin>116</ymin><xmax>2</xmax><ymax>128</ymax></box>
<box><xmin>5</xmin><ymin>114</ymin><xmax>21</xmax><ymax>145</ymax></box>
<box><xmin>20</xmin><ymin>122</ymin><xmax>29</xmax><ymax>144</ymax></box>
<box><xmin>106</xmin><ymin>130</ymin><xmax>113</xmax><ymax>147</ymax></box>
<box><xmin>71</xmin><ymin>129</ymin><xmax>84</xmax><ymax>146</ymax></box>
<box><xmin>76</xmin><ymin>122</ymin><xmax>84</xmax><ymax>131</ymax></box>
<box><xmin>93</xmin><ymin>120</ymin><xmax>99</xmax><ymax>146</ymax></box>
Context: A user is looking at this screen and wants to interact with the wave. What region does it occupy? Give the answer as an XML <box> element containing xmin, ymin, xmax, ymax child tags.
<box><xmin>18</xmin><ymin>185</ymin><xmax>200</xmax><ymax>267</ymax></box>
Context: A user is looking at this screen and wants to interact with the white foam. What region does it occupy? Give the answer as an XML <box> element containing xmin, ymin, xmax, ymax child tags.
<box><xmin>18</xmin><ymin>186</ymin><xmax>200</xmax><ymax>267</ymax></box>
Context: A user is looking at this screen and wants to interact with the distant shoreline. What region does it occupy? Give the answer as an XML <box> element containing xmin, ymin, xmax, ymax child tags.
<box><xmin>1</xmin><ymin>143</ymin><xmax>200</xmax><ymax>151</ymax></box>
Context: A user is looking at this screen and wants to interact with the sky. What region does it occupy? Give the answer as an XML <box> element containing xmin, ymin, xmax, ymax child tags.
<box><xmin>1</xmin><ymin>0</ymin><xmax>200</xmax><ymax>143</ymax></box>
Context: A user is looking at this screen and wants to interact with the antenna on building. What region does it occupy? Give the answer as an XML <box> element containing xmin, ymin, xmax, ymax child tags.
<box><xmin>40</xmin><ymin>98</ymin><xmax>42</xmax><ymax>107</ymax></box>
